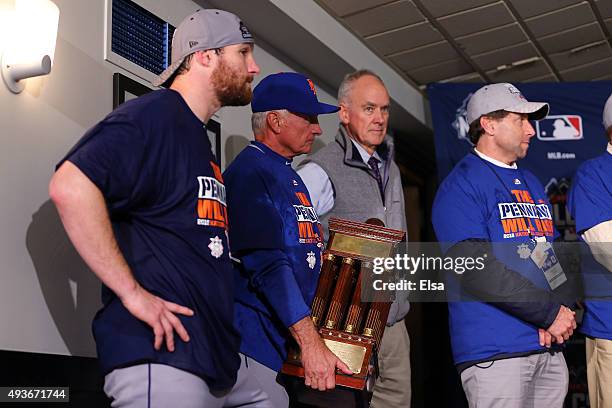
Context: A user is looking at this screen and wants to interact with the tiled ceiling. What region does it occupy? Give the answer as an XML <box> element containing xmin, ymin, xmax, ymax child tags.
<box><xmin>315</xmin><ymin>0</ymin><xmax>612</xmax><ymax>89</ymax></box>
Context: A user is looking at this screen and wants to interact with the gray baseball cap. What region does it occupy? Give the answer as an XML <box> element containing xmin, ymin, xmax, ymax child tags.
<box><xmin>603</xmin><ymin>94</ymin><xmax>612</xmax><ymax>130</ymax></box>
<box><xmin>466</xmin><ymin>83</ymin><xmax>549</xmax><ymax>124</ymax></box>
<box><xmin>152</xmin><ymin>9</ymin><xmax>254</xmax><ymax>87</ymax></box>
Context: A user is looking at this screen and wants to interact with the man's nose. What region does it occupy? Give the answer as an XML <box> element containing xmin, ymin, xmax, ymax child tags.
<box><xmin>249</xmin><ymin>56</ymin><xmax>260</xmax><ymax>75</ymax></box>
<box><xmin>524</xmin><ymin>119</ymin><xmax>535</xmax><ymax>138</ymax></box>
<box><xmin>373</xmin><ymin>108</ymin><xmax>384</xmax><ymax>123</ymax></box>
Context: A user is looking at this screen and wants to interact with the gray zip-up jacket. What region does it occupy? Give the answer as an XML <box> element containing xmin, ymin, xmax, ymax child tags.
<box><xmin>298</xmin><ymin>126</ymin><xmax>410</xmax><ymax>325</ymax></box>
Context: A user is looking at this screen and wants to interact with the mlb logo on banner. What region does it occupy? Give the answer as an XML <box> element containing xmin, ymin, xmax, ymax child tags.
<box><xmin>536</xmin><ymin>115</ymin><xmax>583</xmax><ymax>141</ymax></box>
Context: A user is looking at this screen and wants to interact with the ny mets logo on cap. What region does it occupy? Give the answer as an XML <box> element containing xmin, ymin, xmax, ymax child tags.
<box><xmin>240</xmin><ymin>22</ymin><xmax>252</xmax><ymax>39</ymax></box>
<box><xmin>306</xmin><ymin>79</ymin><xmax>317</xmax><ymax>96</ymax></box>
<box><xmin>505</xmin><ymin>83</ymin><xmax>526</xmax><ymax>101</ymax></box>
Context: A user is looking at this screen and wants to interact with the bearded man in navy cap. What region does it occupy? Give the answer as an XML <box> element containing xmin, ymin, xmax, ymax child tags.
<box><xmin>224</xmin><ymin>72</ymin><xmax>351</xmax><ymax>407</ymax></box>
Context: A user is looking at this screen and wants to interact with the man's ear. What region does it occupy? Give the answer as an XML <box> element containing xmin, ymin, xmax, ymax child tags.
<box><xmin>266</xmin><ymin>111</ymin><xmax>282</xmax><ymax>134</ymax></box>
<box><xmin>193</xmin><ymin>50</ymin><xmax>214</xmax><ymax>68</ymax></box>
<box><xmin>480</xmin><ymin>116</ymin><xmax>496</xmax><ymax>135</ymax></box>
<box><xmin>338</xmin><ymin>103</ymin><xmax>350</xmax><ymax>125</ymax></box>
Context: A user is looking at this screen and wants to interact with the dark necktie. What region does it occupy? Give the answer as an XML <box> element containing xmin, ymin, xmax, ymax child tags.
<box><xmin>367</xmin><ymin>156</ymin><xmax>384</xmax><ymax>204</ymax></box>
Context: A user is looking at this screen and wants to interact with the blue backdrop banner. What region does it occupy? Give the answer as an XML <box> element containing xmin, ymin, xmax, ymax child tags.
<box><xmin>428</xmin><ymin>82</ymin><xmax>611</xmax><ymax>182</ymax></box>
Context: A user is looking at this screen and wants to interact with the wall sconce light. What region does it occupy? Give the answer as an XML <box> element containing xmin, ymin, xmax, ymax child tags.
<box><xmin>1</xmin><ymin>0</ymin><xmax>60</xmax><ymax>94</ymax></box>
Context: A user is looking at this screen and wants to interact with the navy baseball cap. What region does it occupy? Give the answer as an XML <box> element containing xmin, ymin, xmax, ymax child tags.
<box><xmin>251</xmin><ymin>72</ymin><xmax>339</xmax><ymax>115</ymax></box>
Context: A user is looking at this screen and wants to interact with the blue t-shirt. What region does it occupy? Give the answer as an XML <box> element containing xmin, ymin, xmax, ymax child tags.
<box><xmin>59</xmin><ymin>89</ymin><xmax>240</xmax><ymax>390</ymax></box>
<box><xmin>433</xmin><ymin>153</ymin><xmax>558</xmax><ymax>365</ymax></box>
<box><xmin>567</xmin><ymin>150</ymin><xmax>612</xmax><ymax>340</ymax></box>
<box><xmin>224</xmin><ymin>141</ymin><xmax>324</xmax><ymax>371</ymax></box>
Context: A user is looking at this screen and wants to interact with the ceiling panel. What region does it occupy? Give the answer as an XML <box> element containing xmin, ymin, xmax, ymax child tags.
<box><xmin>594</xmin><ymin>0</ymin><xmax>612</xmax><ymax>19</ymax></box>
<box><xmin>508</xmin><ymin>0</ymin><xmax>582</xmax><ymax>19</ymax></box>
<box><xmin>343</xmin><ymin>0</ymin><xmax>424</xmax><ymax>37</ymax></box>
<box><xmin>560</xmin><ymin>58</ymin><xmax>612</xmax><ymax>80</ymax></box>
<box><xmin>486</xmin><ymin>60</ymin><xmax>552</xmax><ymax>82</ymax></box>
<box><xmin>456</xmin><ymin>23</ymin><xmax>527</xmax><ymax>56</ymax></box>
<box><xmin>417</xmin><ymin>0</ymin><xmax>497</xmax><ymax>18</ymax></box>
<box><xmin>318</xmin><ymin>0</ymin><xmax>397</xmax><ymax>17</ymax></box>
<box><xmin>366</xmin><ymin>22</ymin><xmax>443</xmax><ymax>55</ymax></box>
<box><xmin>437</xmin><ymin>2</ymin><xmax>514</xmax><ymax>38</ymax></box>
<box><xmin>525</xmin><ymin>3</ymin><xmax>595</xmax><ymax>38</ymax></box>
<box><xmin>524</xmin><ymin>74</ymin><xmax>557</xmax><ymax>82</ymax></box>
<box><xmin>316</xmin><ymin>0</ymin><xmax>612</xmax><ymax>86</ymax></box>
<box><xmin>442</xmin><ymin>72</ymin><xmax>484</xmax><ymax>83</ymax></box>
<box><xmin>472</xmin><ymin>42</ymin><xmax>539</xmax><ymax>70</ymax></box>
<box><xmin>408</xmin><ymin>59</ymin><xmax>473</xmax><ymax>84</ymax></box>
<box><xmin>549</xmin><ymin>43</ymin><xmax>612</xmax><ymax>71</ymax></box>
<box><xmin>538</xmin><ymin>23</ymin><xmax>605</xmax><ymax>54</ymax></box>
<box><xmin>389</xmin><ymin>41</ymin><xmax>460</xmax><ymax>71</ymax></box>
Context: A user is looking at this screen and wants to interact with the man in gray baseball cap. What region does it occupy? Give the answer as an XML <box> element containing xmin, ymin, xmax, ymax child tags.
<box><xmin>432</xmin><ymin>82</ymin><xmax>577</xmax><ymax>408</ymax></box>
<box><xmin>452</xmin><ymin>82</ymin><xmax>549</xmax><ymax>169</ymax></box>
<box><xmin>50</xmin><ymin>8</ymin><xmax>259</xmax><ymax>408</ymax></box>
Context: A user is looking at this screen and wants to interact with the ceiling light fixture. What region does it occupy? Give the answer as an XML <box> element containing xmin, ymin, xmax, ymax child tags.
<box><xmin>496</xmin><ymin>56</ymin><xmax>540</xmax><ymax>72</ymax></box>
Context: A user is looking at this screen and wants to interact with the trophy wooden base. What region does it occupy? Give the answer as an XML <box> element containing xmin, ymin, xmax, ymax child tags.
<box><xmin>281</xmin><ymin>329</ymin><xmax>376</xmax><ymax>407</ymax></box>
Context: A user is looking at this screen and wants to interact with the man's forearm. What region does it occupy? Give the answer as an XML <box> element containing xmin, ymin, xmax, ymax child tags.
<box><xmin>447</xmin><ymin>239</ymin><xmax>561</xmax><ymax>328</ymax></box>
<box><xmin>50</xmin><ymin>162</ymin><xmax>139</xmax><ymax>300</ymax></box>
<box><xmin>289</xmin><ymin>315</ymin><xmax>352</xmax><ymax>390</ymax></box>
<box><xmin>289</xmin><ymin>315</ymin><xmax>321</xmax><ymax>349</ymax></box>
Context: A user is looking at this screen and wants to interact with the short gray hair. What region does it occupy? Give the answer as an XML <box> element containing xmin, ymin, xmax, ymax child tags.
<box><xmin>337</xmin><ymin>69</ymin><xmax>385</xmax><ymax>105</ymax></box>
<box><xmin>251</xmin><ymin>109</ymin><xmax>289</xmax><ymax>134</ymax></box>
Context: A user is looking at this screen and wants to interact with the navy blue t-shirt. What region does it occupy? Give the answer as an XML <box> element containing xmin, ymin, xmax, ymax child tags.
<box><xmin>59</xmin><ymin>89</ymin><xmax>240</xmax><ymax>390</ymax></box>
<box><xmin>433</xmin><ymin>153</ymin><xmax>558</xmax><ymax>364</ymax></box>
<box><xmin>567</xmin><ymin>150</ymin><xmax>612</xmax><ymax>340</ymax></box>
<box><xmin>224</xmin><ymin>142</ymin><xmax>324</xmax><ymax>371</ymax></box>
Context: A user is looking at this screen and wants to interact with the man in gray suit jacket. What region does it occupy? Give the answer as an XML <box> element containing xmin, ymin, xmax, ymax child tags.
<box><xmin>298</xmin><ymin>69</ymin><xmax>411</xmax><ymax>408</ymax></box>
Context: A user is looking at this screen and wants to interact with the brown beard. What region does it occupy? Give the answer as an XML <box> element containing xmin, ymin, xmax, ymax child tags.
<box><xmin>211</xmin><ymin>58</ymin><xmax>253</xmax><ymax>107</ymax></box>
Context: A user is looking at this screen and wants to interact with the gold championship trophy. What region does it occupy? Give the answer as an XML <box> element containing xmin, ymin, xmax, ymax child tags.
<box><xmin>281</xmin><ymin>217</ymin><xmax>406</xmax><ymax>407</ymax></box>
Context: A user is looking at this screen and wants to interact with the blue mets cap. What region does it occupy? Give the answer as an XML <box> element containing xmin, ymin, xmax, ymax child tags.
<box><xmin>251</xmin><ymin>72</ymin><xmax>339</xmax><ymax>115</ymax></box>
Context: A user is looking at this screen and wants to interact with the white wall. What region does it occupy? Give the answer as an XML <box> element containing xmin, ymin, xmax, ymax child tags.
<box><xmin>0</xmin><ymin>0</ymin><xmax>339</xmax><ymax>357</ymax></box>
